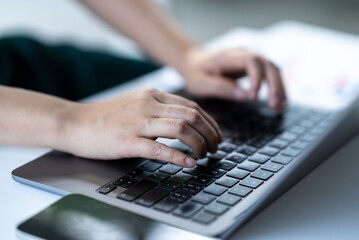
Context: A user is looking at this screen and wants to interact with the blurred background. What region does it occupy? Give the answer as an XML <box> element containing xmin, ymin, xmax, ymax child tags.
<box><xmin>0</xmin><ymin>0</ymin><xmax>358</xmax><ymax>59</ymax></box>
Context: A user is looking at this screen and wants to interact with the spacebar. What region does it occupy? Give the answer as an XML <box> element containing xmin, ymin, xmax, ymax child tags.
<box><xmin>117</xmin><ymin>179</ymin><xmax>157</xmax><ymax>202</ymax></box>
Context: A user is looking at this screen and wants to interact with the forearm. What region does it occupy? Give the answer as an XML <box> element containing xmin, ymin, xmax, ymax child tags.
<box><xmin>0</xmin><ymin>86</ymin><xmax>73</xmax><ymax>149</ymax></box>
<box><xmin>80</xmin><ymin>0</ymin><xmax>199</xmax><ymax>75</ymax></box>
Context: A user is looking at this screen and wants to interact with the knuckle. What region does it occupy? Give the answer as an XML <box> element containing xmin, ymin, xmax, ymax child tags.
<box><xmin>199</xmin><ymin>138</ymin><xmax>206</xmax><ymax>150</ymax></box>
<box><xmin>186</xmin><ymin>100</ymin><xmax>199</xmax><ymax>110</ymax></box>
<box><xmin>143</xmin><ymin>118</ymin><xmax>152</xmax><ymax>129</ymax></box>
<box><xmin>151</xmin><ymin>144</ymin><xmax>163</xmax><ymax>157</ymax></box>
<box><xmin>143</xmin><ymin>88</ymin><xmax>158</xmax><ymax>96</ymax></box>
<box><xmin>134</xmin><ymin>99</ymin><xmax>148</xmax><ymax>108</ymax></box>
<box><xmin>187</xmin><ymin>109</ymin><xmax>201</xmax><ymax>122</ymax></box>
<box><xmin>173</xmin><ymin>119</ymin><xmax>187</xmax><ymax>134</ymax></box>
<box><xmin>168</xmin><ymin>148</ymin><xmax>179</xmax><ymax>163</ymax></box>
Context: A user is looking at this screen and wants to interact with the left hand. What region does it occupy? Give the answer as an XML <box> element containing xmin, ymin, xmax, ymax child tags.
<box><xmin>180</xmin><ymin>48</ymin><xmax>287</xmax><ymax>112</ymax></box>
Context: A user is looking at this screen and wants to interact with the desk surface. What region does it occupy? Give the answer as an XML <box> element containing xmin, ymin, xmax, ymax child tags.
<box><xmin>2</xmin><ymin>67</ymin><xmax>359</xmax><ymax>240</ymax></box>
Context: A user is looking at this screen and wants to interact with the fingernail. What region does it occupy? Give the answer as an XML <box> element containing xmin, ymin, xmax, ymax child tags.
<box><xmin>185</xmin><ymin>157</ymin><xmax>196</xmax><ymax>168</ymax></box>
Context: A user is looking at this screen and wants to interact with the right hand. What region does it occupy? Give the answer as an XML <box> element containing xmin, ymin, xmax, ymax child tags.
<box><xmin>58</xmin><ymin>88</ymin><xmax>222</xmax><ymax>167</ymax></box>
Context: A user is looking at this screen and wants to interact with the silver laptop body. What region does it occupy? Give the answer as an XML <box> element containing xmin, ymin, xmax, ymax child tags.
<box><xmin>12</xmin><ymin>92</ymin><xmax>359</xmax><ymax>238</ymax></box>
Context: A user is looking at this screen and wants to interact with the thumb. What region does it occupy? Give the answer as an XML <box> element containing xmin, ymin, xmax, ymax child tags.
<box><xmin>202</xmin><ymin>75</ymin><xmax>248</xmax><ymax>101</ymax></box>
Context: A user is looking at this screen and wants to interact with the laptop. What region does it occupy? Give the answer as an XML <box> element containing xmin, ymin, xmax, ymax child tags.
<box><xmin>12</xmin><ymin>89</ymin><xmax>359</xmax><ymax>238</ymax></box>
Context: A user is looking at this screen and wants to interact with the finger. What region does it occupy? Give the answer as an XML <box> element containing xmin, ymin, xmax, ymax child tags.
<box><xmin>245</xmin><ymin>56</ymin><xmax>265</xmax><ymax>101</ymax></box>
<box><xmin>155</xmin><ymin>92</ymin><xmax>223</xmax><ymax>142</ymax></box>
<box><xmin>141</xmin><ymin>118</ymin><xmax>209</xmax><ymax>158</ymax></box>
<box><xmin>133</xmin><ymin>138</ymin><xmax>196</xmax><ymax>167</ymax></box>
<box><xmin>263</xmin><ymin>61</ymin><xmax>286</xmax><ymax>111</ymax></box>
<box><xmin>153</xmin><ymin>104</ymin><xmax>219</xmax><ymax>153</ymax></box>
<box><xmin>197</xmin><ymin>75</ymin><xmax>248</xmax><ymax>102</ymax></box>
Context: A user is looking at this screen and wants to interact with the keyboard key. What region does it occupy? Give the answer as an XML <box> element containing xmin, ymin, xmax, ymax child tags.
<box><xmin>301</xmin><ymin>133</ymin><xmax>318</xmax><ymax>142</ymax></box>
<box><xmin>192</xmin><ymin>211</ymin><xmax>216</xmax><ymax>224</ymax></box>
<box><xmin>98</xmin><ymin>184</ymin><xmax>116</xmax><ymax>194</ymax></box>
<box><xmin>278</xmin><ymin>132</ymin><xmax>298</xmax><ymax>142</ymax></box>
<box><xmin>147</xmin><ymin>171</ymin><xmax>170</xmax><ymax>182</ymax></box>
<box><xmin>311</xmin><ymin>126</ymin><xmax>327</xmax><ymax>135</ymax></box>
<box><xmin>219</xmin><ymin>142</ymin><xmax>237</xmax><ymax>153</ymax></box>
<box><xmin>196</xmin><ymin>157</ymin><xmax>217</xmax><ymax>167</ymax></box>
<box><xmin>262</xmin><ymin>161</ymin><xmax>284</xmax><ymax>172</ymax></box>
<box><xmin>282</xmin><ymin>147</ymin><xmax>302</xmax><ymax>157</ymax></box>
<box><xmin>226</xmin><ymin>168</ymin><xmax>250</xmax><ymax>179</ymax></box>
<box><xmin>291</xmin><ymin>140</ymin><xmax>311</xmax><ymax>149</ymax></box>
<box><xmin>154</xmin><ymin>199</ymin><xmax>178</xmax><ymax>213</ymax></box>
<box><xmin>226</xmin><ymin>153</ymin><xmax>247</xmax><ymax>163</ymax></box>
<box><xmin>173</xmin><ymin>202</ymin><xmax>202</xmax><ymax>218</ymax></box>
<box><xmin>158</xmin><ymin>179</ymin><xmax>182</xmax><ymax>191</ymax></box>
<box><xmin>191</xmin><ymin>175</ymin><xmax>215</xmax><ymax>186</ymax></box>
<box><xmin>237</xmin><ymin>161</ymin><xmax>260</xmax><ymax>172</ymax></box>
<box><xmin>227</xmin><ymin>137</ymin><xmax>243</xmax><ymax>145</ymax></box>
<box><xmin>216</xmin><ymin>176</ymin><xmax>239</xmax><ymax>188</ymax></box>
<box><xmin>117</xmin><ymin>179</ymin><xmax>157</xmax><ymax>201</ymax></box>
<box><xmin>172</xmin><ymin>172</ymin><xmax>193</xmax><ymax>183</ymax></box>
<box><xmin>203</xmin><ymin>168</ymin><xmax>226</xmax><ymax>178</ymax></box>
<box><xmin>272</xmin><ymin>155</ymin><xmax>293</xmax><ymax>164</ymax></box>
<box><xmin>140</xmin><ymin>161</ymin><xmax>162</xmax><ymax>172</ymax></box>
<box><xmin>288</xmin><ymin>126</ymin><xmax>306</xmax><ymax>134</ymax></box>
<box><xmin>207</xmin><ymin>150</ymin><xmax>227</xmax><ymax>160</ymax></box>
<box><xmin>239</xmin><ymin>176</ymin><xmax>263</xmax><ymax>188</ymax></box>
<box><xmin>251</xmin><ymin>169</ymin><xmax>274</xmax><ymax>180</ymax></box>
<box><xmin>113</xmin><ymin>176</ymin><xmax>132</xmax><ymax>186</ymax></box>
<box><xmin>117</xmin><ymin>178</ymin><xmax>138</xmax><ymax>188</ymax></box>
<box><xmin>179</xmin><ymin>183</ymin><xmax>204</xmax><ymax>195</ymax></box>
<box><xmin>127</xmin><ymin>168</ymin><xmax>144</xmax><ymax>178</ymax></box>
<box><xmin>228</xmin><ymin>185</ymin><xmax>252</xmax><ymax>197</ymax></box>
<box><xmin>269</xmin><ymin>139</ymin><xmax>289</xmax><ymax>149</ymax></box>
<box><xmin>159</xmin><ymin>164</ymin><xmax>182</xmax><ymax>175</ymax></box>
<box><xmin>167</xmin><ymin>192</ymin><xmax>191</xmax><ymax>204</ymax></box>
<box><xmin>183</xmin><ymin>165</ymin><xmax>205</xmax><ymax>176</ymax></box>
<box><xmin>258</xmin><ymin>146</ymin><xmax>280</xmax><ymax>157</ymax></box>
<box><xmin>192</xmin><ymin>192</ymin><xmax>216</xmax><ymax>204</ymax></box>
<box><xmin>204</xmin><ymin>184</ymin><xmax>228</xmax><ymax>196</ymax></box>
<box><xmin>247</xmin><ymin>137</ymin><xmax>267</xmax><ymax>148</ymax></box>
<box><xmin>248</xmin><ymin>153</ymin><xmax>270</xmax><ymax>164</ymax></box>
<box><xmin>217</xmin><ymin>193</ymin><xmax>241</xmax><ymax>206</ymax></box>
<box><xmin>236</xmin><ymin>145</ymin><xmax>257</xmax><ymax>156</ymax></box>
<box><xmin>135</xmin><ymin>188</ymin><xmax>169</xmax><ymax>207</ymax></box>
<box><xmin>205</xmin><ymin>202</ymin><xmax>229</xmax><ymax>215</ymax></box>
<box><xmin>214</xmin><ymin>160</ymin><xmax>236</xmax><ymax>171</ymax></box>
<box><xmin>171</xmin><ymin>141</ymin><xmax>190</xmax><ymax>152</ymax></box>
<box><xmin>299</xmin><ymin>119</ymin><xmax>315</xmax><ymax>128</ymax></box>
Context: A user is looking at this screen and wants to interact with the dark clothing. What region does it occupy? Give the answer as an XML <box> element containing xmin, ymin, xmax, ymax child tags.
<box><xmin>0</xmin><ymin>36</ymin><xmax>159</xmax><ymax>100</ymax></box>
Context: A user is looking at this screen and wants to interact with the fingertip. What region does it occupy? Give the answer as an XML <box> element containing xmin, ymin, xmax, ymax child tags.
<box><xmin>185</xmin><ymin>157</ymin><xmax>196</xmax><ymax>168</ymax></box>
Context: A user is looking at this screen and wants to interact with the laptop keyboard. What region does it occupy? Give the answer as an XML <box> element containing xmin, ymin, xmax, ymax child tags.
<box><xmin>97</xmin><ymin>104</ymin><xmax>330</xmax><ymax>225</ymax></box>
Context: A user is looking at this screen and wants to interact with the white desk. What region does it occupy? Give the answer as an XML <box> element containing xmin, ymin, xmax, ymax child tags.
<box><xmin>2</xmin><ymin>21</ymin><xmax>359</xmax><ymax>239</ymax></box>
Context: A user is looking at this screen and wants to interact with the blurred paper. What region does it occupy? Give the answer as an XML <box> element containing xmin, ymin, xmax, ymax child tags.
<box><xmin>206</xmin><ymin>21</ymin><xmax>359</xmax><ymax>110</ymax></box>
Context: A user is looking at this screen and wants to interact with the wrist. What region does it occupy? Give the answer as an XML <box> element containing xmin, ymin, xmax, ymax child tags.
<box><xmin>47</xmin><ymin>100</ymin><xmax>82</xmax><ymax>153</ymax></box>
<box><xmin>172</xmin><ymin>45</ymin><xmax>203</xmax><ymax>78</ymax></box>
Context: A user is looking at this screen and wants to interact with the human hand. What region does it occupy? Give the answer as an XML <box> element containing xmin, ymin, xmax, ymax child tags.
<box><xmin>59</xmin><ymin>88</ymin><xmax>222</xmax><ymax>167</ymax></box>
<box><xmin>181</xmin><ymin>48</ymin><xmax>287</xmax><ymax>112</ymax></box>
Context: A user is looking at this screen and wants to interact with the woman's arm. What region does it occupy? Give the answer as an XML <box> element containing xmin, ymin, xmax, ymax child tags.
<box><xmin>0</xmin><ymin>86</ymin><xmax>221</xmax><ymax>167</ymax></box>
<box><xmin>80</xmin><ymin>0</ymin><xmax>195</xmax><ymax>75</ymax></box>
<box><xmin>80</xmin><ymin>0</ymin><xmax>286</xmax><ymax>111</ymax></box>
